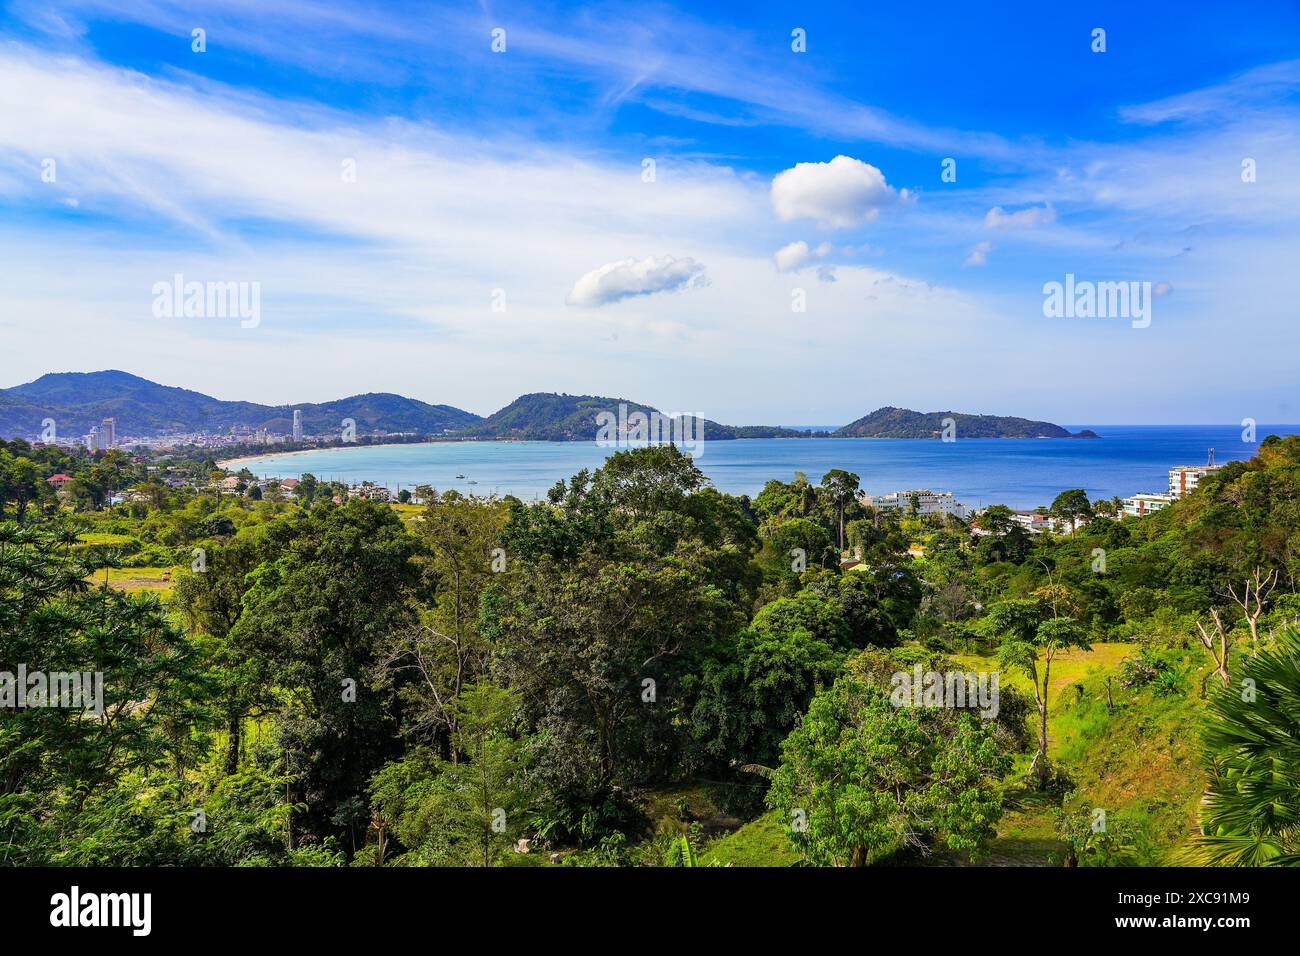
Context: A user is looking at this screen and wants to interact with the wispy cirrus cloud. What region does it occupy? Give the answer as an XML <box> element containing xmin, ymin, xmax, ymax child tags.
<box><xmin>962</xmin><ymin>240</ymin><xmax>992</xmax><ymax>267</ymax></box>
<box><xmin>1119</xmin><ymin>60</ymin><xmax>1300</xmax><ymax>125</ymax></box>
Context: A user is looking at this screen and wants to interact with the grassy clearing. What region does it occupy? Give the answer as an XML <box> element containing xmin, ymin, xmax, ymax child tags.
<box><xmin>75</xmin><ymin>532</ymin><xmax>139</xmax><ymax>546</ymax></box>
<box><xmin>642</xmin><ymin>784</ymin><xmax>720</xmax><ymax>826</ymax></box>
<box><xmin>1050</xmin><ymin>649</ymin><xmax>1208</xmax><ymax>862</ymax></box>
<box><xmin>700</xmin><ymin>811</ymin><xmax>800</xmax><ymax>867</ymax></box>
<box><xmin>978</xmin><ymin>644</ymin><xmax>1211</xmax><ymax>864</ymax></box>
<box><xmin>940</xmin><ymin>641</ymin><xmax>1209</xmax><ymax>864</ymax></box>
<box><xmin>950</xmin><ymin>642</ymin><xmax>1132</xmax><ymax>700</ymax></box>
<box><xmin>87</xmin><ymin>566</ymin><xmax>177</xmax><ymax>593</ymax></box>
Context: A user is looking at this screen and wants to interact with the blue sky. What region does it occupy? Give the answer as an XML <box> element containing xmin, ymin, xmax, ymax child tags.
<box><xmin>1</xmin><ymin>1</ymin><xmax>1299</xmax><ymax>424</ymax></box>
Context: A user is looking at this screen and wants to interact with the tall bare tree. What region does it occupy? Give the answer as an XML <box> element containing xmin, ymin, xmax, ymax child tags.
<box><xmin>1194</xmin><ymin>608</ymin><xmax>1232</xmax><ymax>698</ymax></box>
<box><xmin>1225</xmin><ymin>566</ymin><xmax>1278</xmax><ymax>650</ymax></box>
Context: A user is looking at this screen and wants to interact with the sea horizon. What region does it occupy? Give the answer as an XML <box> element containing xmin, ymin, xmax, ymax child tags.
<box><xmin>229</xmin><ymin>423</ymin><xmax>1300</xmax><ymax>511</ymax></box>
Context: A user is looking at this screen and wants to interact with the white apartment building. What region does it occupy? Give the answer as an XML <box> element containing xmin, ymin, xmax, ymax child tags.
<box><xmin>1121</xmin><ymin>450</ymin><xmax>1219</xmax><ymax>519</ymax></box>
<box><xmin>292</xmin><ymin>409</ymin><xmax>303</xmax><ymax>442</ymax></box>
<box><xmin>1167</xmin><ymin>449</ymin><xmax>1221</xmax><ymax>498</ymax></box>
<box><xmin>1008</xmin><ymin>510</ymin><xmax>1054</xmax><ymax>534</ymax></box>
<box><xmin>1168</xmin><ymin>464</ymin><xmax>1219</xmax><ymax>498</ymax></box>
<box><xmin>860</xmin><ymin>489</ymin><xmax>968</xmax><ymax>519</ymax></box>
<box><xmin>1123</xmin><ymin>492</ymin><xmax>1175</xmax><ymax>518</ymax></box>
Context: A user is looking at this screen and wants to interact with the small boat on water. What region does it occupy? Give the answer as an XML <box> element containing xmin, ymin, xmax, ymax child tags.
<box><xmin>455</xmin><ymin>474</ymin><xmax>465</xmax><ymax>479</ymax></box>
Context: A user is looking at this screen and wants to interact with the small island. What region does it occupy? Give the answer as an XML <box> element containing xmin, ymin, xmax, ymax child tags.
<box><xmin>834</xmin><ymin>406</ymin><xmax>1099</xmax><ymax>440</ymax></box>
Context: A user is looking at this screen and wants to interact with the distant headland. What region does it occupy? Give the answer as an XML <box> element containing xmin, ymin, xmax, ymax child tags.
<box><xmin>0</xmin><ymin>370</ymin><xmax>1098</xmax><ymax>444</ymax></box>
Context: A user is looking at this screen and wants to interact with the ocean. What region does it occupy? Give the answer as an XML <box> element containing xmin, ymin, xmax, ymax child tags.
<box><xmin>232</xmin><ymin>424</ymin><xmax>1300</xmax><ymax>511</ymax></box>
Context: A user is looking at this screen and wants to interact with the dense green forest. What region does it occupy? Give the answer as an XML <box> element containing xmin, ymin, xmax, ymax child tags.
<box><xmin>834</xmin><ymin>406</ymin><xmax>1098</xmax><ymax>439</ymax></box>
<box><xmin>2</xmin><ymin>433</ymin><xmax>1299</xmax><ymax>867</ymax></box>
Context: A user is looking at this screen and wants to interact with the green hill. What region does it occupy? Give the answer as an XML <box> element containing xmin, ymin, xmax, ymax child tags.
<box><xmin>835</xmin><ymin>406</ymin><xmax>1099</xmax><ymax>439</ymax></box>
<box><xmin>457</xmin><ymin>392</ymin><xmax>815</xmax><ymax>442</ymax></box>
<box><xmin>0</xmin><ymin>370</ymin><xmax>481</xmax><ymax>439</ymax></box>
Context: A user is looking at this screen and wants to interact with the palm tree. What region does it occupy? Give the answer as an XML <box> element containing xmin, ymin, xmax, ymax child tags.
<box><xmin>1188</xmin><ymin>629</ymin><xmax>1300</xmax><ymax>865</ymax></box>
<box><xmin>818</xmin><ymin>469</ymin><xmax>860</xmax><ymax>552</ymax></box>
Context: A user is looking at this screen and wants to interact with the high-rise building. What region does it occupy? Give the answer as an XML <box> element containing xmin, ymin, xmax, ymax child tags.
<box><xmin>87</xmin><ymin>427</ymin><xmax>100</xmax><ymax>453</ymax></box>
<box><xmin>100</xmin><ymin>417</ymin><xmax>116</xmax><ymax>448</ymax></box>
<box><xmin>1168</xmin><ymin>450</ymin><xmax>1221</xmax><ymax>498</ymax></box>
<box><xmin>292</xmin><ymin>409</ymin><xmax>303</xmax><ymax>442</ymax></box>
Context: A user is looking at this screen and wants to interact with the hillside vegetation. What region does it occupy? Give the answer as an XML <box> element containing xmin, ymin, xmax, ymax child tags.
<box><xmin>3</xmin><ymin>432</ymin><xmax>1300</xmax><ymax>868</ymax></box>
<box><xmin>0</xmin><ymin>370</ymin><xmax>481</xmax><ymax>437</ymax></box>
<box><xmin>835</xmin><ymin>406</ymin><xmax>1099</xmax><ymax>439</ymax></box>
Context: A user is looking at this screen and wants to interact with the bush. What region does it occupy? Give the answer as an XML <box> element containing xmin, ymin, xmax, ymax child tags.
<box><xmin>1120</xmin><ymin>646</ymin><xmax>1175</xmax><ymax>689</ymax></box>
<box><xmin>1151</xmin><ymin>666</ymin><xmax>1188</xmax><ymax>698</ymax></box>
<box><xmin>529</xmin><ymin>786</ymin><xmax>648</xmax><ymax>848</ymax></box>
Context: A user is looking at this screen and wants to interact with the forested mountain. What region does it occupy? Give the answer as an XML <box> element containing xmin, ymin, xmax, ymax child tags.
<box><xmin>0</xmin><ymin>370</ymin><xmax>481</xmax><ymax>437</ymax></box>
<box><xmin>1</xmin><ymin>373</ymin><xmax>1100</xmax><ymax>445</ymax></box>
<box><xmin>835</xmin><ymin>406</ymin><xmax>1099</xmax><ymax>439</ymax></box>
<box><xmin>456</xmin><ymin>392</ymin><xmax>816</xmax><ymax>441</ymax></box>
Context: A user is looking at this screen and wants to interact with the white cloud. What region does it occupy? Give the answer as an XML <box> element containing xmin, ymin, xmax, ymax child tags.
<box><xmin>771</xmin><ymin>156</ymin><xmax>900</xmax><ymax>229</ymax></box>
<box><xmin>565</xmin><ymin>255</ymin><xmax>708</xmax><ymax>307</ymax></box>
<box><xmin>2</xmin><ymin>33</ymin><xmax>1298</xmax><ymax>423</ymax></box>
<box><xmin>773</xmin><ymin>240</ymin><xmax>813</xmax><ymax>272</ymax></box>
<box><xmin>963</xmin><ymin>241</ymin><xmax>993</xmax><ymax>267</ymax></box>
<box><xmin>983</xmin><ymin>202</ymin><xmax>1057</xmax><ymax>229</ymax></box>
<box><xmin>773</xmin><ymin>240</ymin><xmax>832</xmax><ymax>272</ymax></box>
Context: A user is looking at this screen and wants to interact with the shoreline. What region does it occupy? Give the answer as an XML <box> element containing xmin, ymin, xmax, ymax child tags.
<box><xmin>218</xmin><ymin>432</ymin><xmax>1111</xmax><ymax>470</ymax></box>
<box><xmin>218</xmin><ymin>440</ymin><xmax>453</xmax><ymax>469</ymax></box>
<box><xmin>206</xmin><ymin>426</ymin><xmax>1289</xmax><ymax>513</ymax></box>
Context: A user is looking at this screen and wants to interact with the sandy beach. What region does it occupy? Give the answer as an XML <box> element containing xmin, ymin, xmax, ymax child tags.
<box><xmin>218</xmin><ymin>440</ymin><xmax>449</xmax><ymax>470</ymax></box>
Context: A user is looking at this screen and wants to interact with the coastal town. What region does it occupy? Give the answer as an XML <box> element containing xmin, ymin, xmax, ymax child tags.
<box><xmin>70</xmin><ymin>410</ymin><xmax>415</xmax><ymax>455</ymax></box>
<box><xmin>31</xmin><ymin>412</ymin><xmax>1224</xmax><ymax>533</ymax></box>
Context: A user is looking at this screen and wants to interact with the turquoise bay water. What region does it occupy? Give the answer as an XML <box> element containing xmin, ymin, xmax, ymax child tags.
<box><xmin>234</xmin><ymin>425</ymin><xmax>1300</xmax><ymax>510</ymax></box>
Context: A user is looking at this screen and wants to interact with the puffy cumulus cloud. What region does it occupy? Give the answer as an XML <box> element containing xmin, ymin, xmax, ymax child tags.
<box><xmin>963</xmin><ymin>240</ymin><xmax>993</xmax><ymax>267</ymax></box>
<box><xmin>770</xmin><ymin>155</ymin><xmax>901</xmax><ymax>229</ymax></box>
<box><xmin>566</xmin><ymin>255</ymin><xmax>708</xmax><ymax>307</ymax></box>
<box><xmin>984</xmin><ymin>202</ymin><xmax>1057</xmax><ymax>229</ymax></box>
<box><xmin>773</xmin><ymin>240</ymin><xmax>833</xmax><ymax>272</ymax></box>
